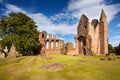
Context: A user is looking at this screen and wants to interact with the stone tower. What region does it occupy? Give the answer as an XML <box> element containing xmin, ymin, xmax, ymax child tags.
<box><xmin>99</xmin><ymin>9</ymin><xmax>108</xmax><ymax>55</ymax></box>
<box><xmin>38</xmin><ymin>31</ymin><xmax>47</xmax><ymax>54</ymax></box>
<box><xmin>76</xmin><ymin>14</ymin><xmax>92</xmax><ymax>55</ymax></box>
<box><xmin>75</xmin><ymin>9</ymin><xmax>108</xmax><ymax>55</ymax></box>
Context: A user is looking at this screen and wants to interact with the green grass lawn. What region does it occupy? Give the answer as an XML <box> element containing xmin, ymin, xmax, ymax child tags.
<box><xmin>0</xmin><ymin>54</ymin><xmax>120</xmax><ymax>80</ymax></box>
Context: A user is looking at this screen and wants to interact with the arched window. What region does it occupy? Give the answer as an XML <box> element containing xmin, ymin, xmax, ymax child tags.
<box><xmin>56</xmin><ymin>41</ymin><xmax>58</xmax><ymax>48</ymax></box>
<box><xmin>51</xmin><ymin>41</ymin><xmax>53</xmax><ymax>49</ymax></box>
<box><xmin>79</xmin><ymin>36</ymin><xmax>86</xmax><ymax>46</ymax></box>
<box><xmin>46</xmin><ymin>41</ymin><xmax>48</xmax><ymax>49</ymax></box>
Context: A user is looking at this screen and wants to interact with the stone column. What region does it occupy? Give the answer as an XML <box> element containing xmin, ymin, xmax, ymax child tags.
<box><xmin>79</xmin><ymin>40</ymin><xmax>82</xmax><ymax>55</ymax></box>
<box><xmin>53</xmin><ymin>36</ymin><xmax>56</xmax><ymax>49</ymax></box>
<box><xmin>75</xmin><ymin>35</ymin><xmax>78</xmax><ymax>49</ymax></box>
<box><xmin>60</xmin><ymin>40</ymin><xmax>64</xmax><ymax>49</ymax></box>
<box><xmin>48</xmin><ymin>34</ymin><xmax>52</xmax><ymax>49</ymax></box>
<box><xmin>88</xmin><ymin>35</ymin><xmax>92</xmax><ymax>55</ymax></box>
<box><xmin>75</xmin><ymin>35</ymin><xmax>79</xmax><ymax>55</ymax></box>
<box><xmin>58</xmin><ymin>40</ymin><xmax>60</xmax><ymax>49</ymax></box>
<box><xmin>39</xmin><ymin>31</ymin><xmax>47</xmax><ymax>54</ymax></box>
<box><xmin>48</xmin><ymin>40</ymin><xmax>51</xmax><ymax>49</ymax></box>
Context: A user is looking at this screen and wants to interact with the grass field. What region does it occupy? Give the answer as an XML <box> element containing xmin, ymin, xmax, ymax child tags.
<box><xmin>0</xmin><ymin>54</ymin><xmax>120</xmax><ymax>80</ymax></box>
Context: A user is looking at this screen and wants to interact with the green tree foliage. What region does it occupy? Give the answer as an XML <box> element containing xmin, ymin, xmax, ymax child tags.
<box><xmin>114</xmin><ymin>44</ymin><xmax>120</xmax><ymax>55</ymax></box>
<box><xmin>108</xmin><ymin>44</ymin><xmax>114</xmax><ymax>54</ymax></box>
<box><xmin>0</xmin><ymin>13</ymin><xmax>39</xmax><ymax>55</ymax></box>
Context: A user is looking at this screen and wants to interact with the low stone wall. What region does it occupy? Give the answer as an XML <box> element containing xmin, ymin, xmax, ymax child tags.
<box><xmin>45</xmin><ymin>49</ymin><xmax>61</xmax><ymax>54</ymax></box>
<box><xmin>67</xmin><ymin>49</ymin><xmax>77</xmax><ymax>55</ymax></box>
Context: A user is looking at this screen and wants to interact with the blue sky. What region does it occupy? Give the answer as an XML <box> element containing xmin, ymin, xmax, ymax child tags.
<box><xmin>0</xmin><ymin>0</ymin><xmax>120</xmax><ymax>46</ymax></box>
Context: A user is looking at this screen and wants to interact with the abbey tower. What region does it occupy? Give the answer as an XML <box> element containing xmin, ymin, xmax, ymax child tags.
<box><xmin>75</xmin><ymin>9</ymin><xmax>108</xmax><ymax>55</ymax></box>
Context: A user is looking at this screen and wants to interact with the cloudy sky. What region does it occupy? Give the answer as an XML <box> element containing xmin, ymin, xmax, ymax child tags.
<box><xmin>0</xmin><ymin>0</ymin><xmax>120</xmax><ymax>46</ymax></box>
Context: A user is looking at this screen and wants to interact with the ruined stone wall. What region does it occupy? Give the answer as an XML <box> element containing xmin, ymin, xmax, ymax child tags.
<box><xmin>67</xmin><ymin>49</ymin><xmax>76</xmax><ymax>55</ymax></box>
<box><xmin>38</xmin><ymin>31</ymin><xmax>47</xmax><ymax>54</ymax></box>
<box><xmin>39</xmin><ymin>32</ymin><xmax>65</xmax><ymax>54</ymax></box>
<box><xmin>45</xmin><ymin>49</ymin><xmax>61</xmax><ymax>54</ymax></box>
<box><xmin>66</xmin><ymin>42</ymin><xmax>74</xmax><ymax>49</ymax></box>
<box><xmin>88</xmin><ymin>23</ymin><xmax>94</xmax><ymax>54</ymax></box>
<box><xmin>88</xmin><ymin>20</ymin><xmax>101</xmax><ymax>55</ymax></box>
<box><xmin>99</xmin><ymin>22</ymin><xmax>108</xmax><ymax>55</ymax></box>
<box><xmin>73</xmin><ymin>9</ymin><xmax>108</xmax><ymax>55</ymax></box>
<box><xmin>65</xmin><ymin>42</ymin><xmax>76</xmax><ymax>55</ymax></box>
<box><xmin>39</xmin><ymin>10</ymin><xmax>108</xmax><ymax>55</ymax></box>
<box><xmin>45</xmin><ymin>36</ymin><xmax>64</xmax><ymax>54</ymax></box>
<box><xmin>97</xmin><ymin>9</ymin><xmax>108</xmax><ymax>55</ymax></box>
<box><xmin>103</xmin><ymin>21</ymin><xmax>108</xmax><ymax>55</ymax></box>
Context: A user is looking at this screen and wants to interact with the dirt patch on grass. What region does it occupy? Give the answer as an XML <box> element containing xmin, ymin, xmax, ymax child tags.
<box><xmin>40</xmin><ymin>63</ymin><xmax>66</xmax><ymax>70</ymax></box>
<box><xmin>100</xmin><ymin>57</ymin><xmax>117</xmax><ymax>61</ymax></box>
<box><xmin>38</xmin><ymin>53</ymin><xmax>52</xmax><ymax>60</ymax></box>
<box><xmin>78</xmin><ymin>60</ymin><xmax>88</xmax><ymax>63</ymax></box>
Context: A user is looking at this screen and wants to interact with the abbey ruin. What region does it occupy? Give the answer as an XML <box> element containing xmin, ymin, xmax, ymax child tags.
<box><xmin>39</xmin><ymin>9</ymin><xmax>108</xmax><ymax>55</ymax></box>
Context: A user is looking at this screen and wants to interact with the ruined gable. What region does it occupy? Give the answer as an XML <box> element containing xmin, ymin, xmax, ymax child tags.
<box><xmin>77</xmin><ymin>14</ymin><xmax>89</xmax><ymax>37</ymax></box>
<box><xmin>75</xmin><ymin>9</ymin><xmax>108</xmax><ymax>55</ymax></box>
<box><xmin>91</xmin><ymin>19</ymin><xmax>98</xmax><ymax>29</ymax></box>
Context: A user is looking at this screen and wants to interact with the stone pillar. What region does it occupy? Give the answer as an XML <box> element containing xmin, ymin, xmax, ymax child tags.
<box><xmin>99</xmin><ymin>9</ymin><xmax>108</xmax><ymax>55</ymax></box>
<box><xmin>75</xmin><ymin>35</ymin><xmax>79</xmax><ymax>55</ymax></box>
<box><xmin>53</xmin><ymin>35</ymin><xmax>56</xmax><ymax>49</ymax></box>
<box><xmin>39</xmin><ymin>31</ymin><xmax>47</xmax><ymax>54</ymax></box>
<box><xmin>60</xmin><ymin>40</ymin><xmax>64</xmax><ymax>49</ymax></box>
<box><xmin>86</xmin><ymin>35</ymin><xmax>90</xmax><ymax>55</ymax></box>
<box><xmin>48</xmin><ymin>40</ymin><xmax>51</xmax><ymax>49</ymax></box>
<box><xmin>75</xmin><ymin>36</ymin><xmax>78</xmax><ymax>48</ymax></box>
<box><xmin>58</xmin><ymin>40</ymin><xmax>60</xmax><ymax>49</ymax></box>
<box><xmin>79</xmin><ymin>40</ymin><xmax>82</xmax><ymax>55</ymax></box>
<box><xmin>48</xmin><ymin>34</ymin><xmax>52</xmax><ymax>49</ymax></box>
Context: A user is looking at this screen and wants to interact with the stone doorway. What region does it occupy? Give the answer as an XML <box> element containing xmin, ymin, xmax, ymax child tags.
<box><xmin>83</xmin><ymin>48</ymin><xmax>86</xmax><ymax>55</ymax></box>
<box><xmin>78</xmin><ymin>36</ymin><xmax>86</xmax><ymax>55</ymax></box>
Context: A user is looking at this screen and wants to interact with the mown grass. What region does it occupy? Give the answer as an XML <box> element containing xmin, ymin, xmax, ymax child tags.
<box><xmin>0</xmin><ymin>54</ymin><xmax>120</xmax><ymax>80</ymax></box>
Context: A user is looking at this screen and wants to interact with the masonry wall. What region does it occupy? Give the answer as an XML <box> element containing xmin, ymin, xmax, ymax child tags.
<box><xmin>39</xmin><ymin>10</ymin><xmax>108</xmax><ymax>55</ymax></box>
<box><xmin>88</xmin><ymin>22</ymin><xmax>101</xmax><ymax>55</ymax></box>
<box><xmin>73</xmin><ymin>9</ymin><xmax>108</xmax><ymax>55</ymax></box>
<box><xmin>67</xmin><ymin>49</ymin><xmax>76</xmax><ymax>55</ymax></box>
<box><xmin>45</xmin><ymin>49</ymin><xmax>61</xmax><ymax>54</ymax></box>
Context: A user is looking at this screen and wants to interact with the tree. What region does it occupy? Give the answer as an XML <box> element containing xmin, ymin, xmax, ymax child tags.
<box><xmin>108</xmin><ymin>44</ymin><xmax>114</xmax><ymax>54</ymax></box>
<box><xmin>114</xmin><ymin>44</ymin><xmax>120</xmax><ymax>55</ymax></box>
<box><xmin>0</xmin><ymin>13</ymin><xmax>39</xmax><ymax>55</ymax></box>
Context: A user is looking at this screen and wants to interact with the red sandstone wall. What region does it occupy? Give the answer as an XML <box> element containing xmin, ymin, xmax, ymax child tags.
<box><xmin>67</xmin><ymin>49</ymin><xmax>77</xmax><ymax>55</ymax></box>
<box><xmin>45</xmin><ymin>49</ymin><xmax>61</xmax><ymax>54</ymax></box>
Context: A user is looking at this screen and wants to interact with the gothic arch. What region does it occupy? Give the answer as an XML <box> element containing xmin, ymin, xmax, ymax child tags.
<box><xmin>78</xmin><ymin>36</ymin><xmax>86</xmax><ymax>55</ymax></box>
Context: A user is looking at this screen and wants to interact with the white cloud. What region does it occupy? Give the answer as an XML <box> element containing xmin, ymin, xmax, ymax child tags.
<box><xmin>68</xmin><ymin>0</ymin><xmax>103</xmax><ymax>11</ymax></box>
<box><xmin>4</xmin><ymin>4</ymin><xmax>77</xmax><ymax>36</ymax></box>
<box><xmin>117</xmin><ymin>23</ymin><xmax>120</xmax><ymax>27</ymax></box>
<box><xmin>4</xmin><ymin>4</ymin><xmax>27</xmax><ymax>15</ymax></box>
<box><xmin>109</xmin><ymin>35</ymin><xmax>120</xmax><ymax>46</ymax></box>
<box><xmin>28</xmin><ymin>12</ymin><xmax>77</xmax><ymax>35</ymax></box>
<box><xmin>67</xmin><ymin>0</ymin><xmax>120</xmax><ymax>23</ymax></box>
